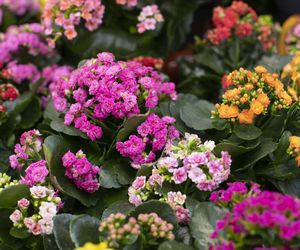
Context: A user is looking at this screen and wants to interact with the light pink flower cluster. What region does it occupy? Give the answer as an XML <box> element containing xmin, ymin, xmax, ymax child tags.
<box><xmin>115</xmin><ymin>0</ymin><xmax>138</xmax><ymax>7</ymax></box>
<box><xmin>137</xmin><ymin>5</ymin><xmax>164</xmax><ymax>33</ymax></box>
<box><xmin>0</xmin><ymin>23</ymin><xmax>54</xmax><ymax>85</ymax></box>
<box><xmin>42</xmin><ymin>0</ymin><xmax>105</xmax><ymax>42</ymax></box>
<box><xmin>62</xmin><ymin>150</ymin><xmax>101</xmax><ymax>193</ymax></box>
<box><xmin>51</xmin><ymin>52</ymin><xmax>177</xmax><ymax>141</ymax></box>
<box><xmin>9</xmin><ymin>129</ymin><xmax>43</xmax><ymax>170</ymax></box>
<box><xmin>9</xmin><ymin>186</ymin><xmax>62</xmax><ymax>236</ymax></box>
<box><xmin>116</xmin><ymin>114</ymin><xmax>179</xmax><ymax>168</ymax></box>
<box><xmin>0</xmin><ymin>0</ymin><xmax>39</xmax><ymax>17</ymax></box>
<box><xmin>99</xmin><ymin>212</ymin><xmax>174</xmax><ymax>248</ymax></box>
<box><xmin>128</xmin><ymin>174</ymin><xmax>190</xmax><ymax>224</ymax></box>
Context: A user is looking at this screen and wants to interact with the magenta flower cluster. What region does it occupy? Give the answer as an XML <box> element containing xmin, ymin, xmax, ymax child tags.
<box><xmin>210</xmin><ymin>181</ymin><xmax>261</xmax><ymax>208</ymax></box>
<box><xmin>0</xmin><ymin>23</ymin><xmax>54</xmax><ymax>84</ymax></box>
<box><xmin>42</xmin><ymin>0</ymin><xmax>105</xmax><ymax>42</ymax></box>
<box><xmin>0</xmin><ymin>0</ymin><xmax>39</xmax><ymax>17</ymax></box>
<box><xmin>51</xmin><ymin>52</ymin><xmax>177</xmax><ymax>141</ymax></box>
<box><xmin>20</xmin><ymin>160</ymin><xmax>49</xmax><ymax>186</ymax></box>
<box><xmin>211</xmin><ymin>191</ymin><xmax>300</xmax><ymax>249</ymax></box>
<box><xmin>137</xmin><ymin>5</ymin><xmax>164</xmax><ymax>33</ymax></box>
<box><xmin>62</xmin><ymin>150</ymin><xmax>101</xmax><ymax>193</ymax></box>
<box><xmin>9</xmin><ymin>129</ymin><xmax>43</xmax><ymax>170</ymax></box>
<box><xmin>116</xmin><ymin>114</ymin><xmax>179</xmax><ymax>168</ymax></box>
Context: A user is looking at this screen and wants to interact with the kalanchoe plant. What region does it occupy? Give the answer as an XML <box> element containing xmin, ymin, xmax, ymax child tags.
<box><xmin>284</xmin><ymin>20</ymin><xmax>300</xmax><ymax>55</ymax></box>
<box><xmin>116</xmin><ymin>114</ymin><xmax>179</xmax><ymax>168</ymax></box>
<box><xmin>211</xmin><ymin>191</ymin><xmax>300</xmax><ymax>249</ymax></box>
<box><xmin>99</xmin><ymin>212</ymin><xmax>175</xmax><ymax>249</ymax></box>
<box><xmin>212</xmin><ymin>66</ymin><xmax>293</xmax><ymax>124</ymax></box>
<box><xmin>51</xmin><ymin>52</ymin><xmax>177</xmax><ymax>141</ymax></box>
<box><xmin>62</xmin><ymin>150</ymin><xmax>101</xmax><ymax>193</ymax></box>
<box><xmin>9</xmin><ymin>186</ymin><xmax>62</xmax><ymax>236</ymax></box>
<box><xmin>177</xmin><ymin>1</ymin><xmax>279</xmax><ymax>101</ymax></box>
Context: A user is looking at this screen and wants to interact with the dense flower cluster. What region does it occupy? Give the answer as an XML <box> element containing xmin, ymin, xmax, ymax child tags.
<box><xmin>0</xmin><ymin>23</ymin><xmax>54</xmax><ymax>85</ymax></box>
<box><xmin>211</xmin><ymin>191</ymin><xmax>300</xmax><ymax>249</ymax></box>
<box><xmin>62</xmin><ymin>150</ymin><xmax>101</xmax><ymax>193</ymax></box>
<box><xmin>99</xmin><ymin>213</ymin><xmax>174</xmax><ymax>248</ymax></box>
<box><xmin>128</xmin><ymin>133</ymin><xmax>231</xmax><ymax>210</ymax></box>
<box><xmin>9</xmin><ymin>129</ymin><xmax>43</xmax><ymax>170</ymax></box>
<box><xmin>116</xmin><ymin>114</ymin><xmax>179</xmax><ymax>167</ymax></box>
<box><xmin>212</xmin><ymin>66</ymin><xmax>294</xmax><ymax>124</ymax></box>
<box><xmin>115</xmin><ymin>0</ymin><xmax>137</xmax><ymax>7</ymax></box>
<box><xmin>20</xmin><ymin>160</ymin><xmax>48</xmax><ymax>186</ymax></box>
<box><xmin>42</xmin><ymin>0</ymin><xmax>105</xmax><ymax>42</ymax></box>
<box><xmin>207</xmin><ymin>1</ymin><xmax>276</xmax><ymax>50</ymax></box>
<box><xmin>130</xmin><ymin>56</ymin><xmax>164</xmax><ymax>70</ymax></box>
<box><xmin>129</xmin><ymin>175</ymin><xmax>190</xmax><ymax>224</ymax></box>
<box><xmin>210</xmin><ymin>182</ymin><xmax>261</xmax><ymax>209</ymax></box>
<box><xmin>9</xmin><ymin>186</ymin><xmax>61</xmax><ymax>236</ymax></box>
<box><xmin>137</xmin><ymin>5</ymin><xmax>164</xmax><ymax>33</ymax></box>
<box><xmin>52</xmin><ymin>52</ymin><xmax>177</xmax><ymax>141</ymax></box>
<box><xmin>287</xmin><ymin>136</ymin><xmax>300</xmax><ymax>166</ymax></box>
<box><xmin>0</xmin><ymin>0</ymin><xmax>39</xmax><ymax>19</ymax></box>
<box><xmin>282</xmin><ymin>52</ymin><xmax>300</xmax><ymax>101</ymax></box>
<box><xmin>0</xmin><ymin>173</ymin><xmax>18</xmax><ymax>191</ymax></box>
<box><xmin>285</xmin><ymin>20</ymin><xmax>300</xmax><ymax>54</ymax></box>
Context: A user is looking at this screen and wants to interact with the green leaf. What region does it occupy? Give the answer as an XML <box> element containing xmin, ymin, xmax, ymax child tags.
<box><xmin>43</xmin><ymin>234</ymin><xmax>60</xmax><ymax>250</ymax></box>
<box><xmin>43</xmin><ymin>135</ymin><xmax>100</xmax><ymax>207</ymax></box>
<box><xmin>9</xmin><ymin>227</ymin><xmax>30</xmax><ymax>239</ymax></box>
<box><xmin>101</xmin><ymin>200</ymin><xmax>134</xmax><ymax>220</ymax></box>
<box><xmin>70</xmin><ymin>215</ymin><xmax>100</xmax><ymax>247</ymax></box>
<box><xmin>0</xmin><ymin>185</ymin><xmax>29</xmax><ymax>208</ymax></box>
<box><xmin>53</xmin><ymin>214</ymin><xmax>75</xmax><ymax>250</ymax></box>
<box><xmin>189</xmin><ymin>202</ymin><xmax>227</xmax><ymax>250</ymax></box>
<box><xmin>233</xmin><ymin>124</ymin><xmax>262</xmax><ymax>141</ymax></box>
<box><xmin>213</xmin><ymin>141</ymin><xmax>259</xmax><ymax>158</ymax></box>
<box><xmin>44</xmin><ymin>101</ymin><xmax>60</xmax><ymax>121</ymax></box>
<box><xmin>180</xmin><ymin>100</ymin><xmax>215</xmax><ymax>131</ymax></box>
<box><xmin>4</xmin><ymin>91</ymin><xmax>33</xmax><ymax>114</ymax></box>
<box><xmin>50</xmin><ymin>119</ymin><xmax>87</xmax><ymax>138</ymax></box>
<box><xmin>235</xmin><ymin>139</ymin><xmax>278</xmax><ymax>170</ymax></box>
<box><xmin>20</xmin><ymin>97</ymin><xmax>42</xmax><ymax>129</ymax></box>
<box><xmin>129</xmin><ymin>201</ymin><xmax>178</xmax><ymax>227</ymax></box>
<box><xmin>99</xmin><ymin>157</ymin><xmax>135</xmax><ymax>189</ymax></box>
<box><xmin>273</xmin><ymin>131</ymin><xmax>292</xmax><ymax>163</ymax></box>
<box><xmin>271</xmin><ymin>177</ymin><xmax>300</xmax><ymax>197</ymax></box>
<box><xmin>117</xmin><ymin>112</ymin><xmax>149</xmax><ymax>142</ymax></box>
<box><xmin>158</xmin><ymin>241</ymin><xmax>194</xmax><ymax>250</ymax></box>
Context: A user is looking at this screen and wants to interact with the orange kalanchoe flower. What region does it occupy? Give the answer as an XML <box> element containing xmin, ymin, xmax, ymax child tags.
<box><xmin>288</xmin><ymin>136</ymin><xmax>300</xmax><ymax>166</ymax></box>
<box><xmin>212</xmin><ymin>67</ymin><xmax>294</xmax><ymax>124</ymax></box>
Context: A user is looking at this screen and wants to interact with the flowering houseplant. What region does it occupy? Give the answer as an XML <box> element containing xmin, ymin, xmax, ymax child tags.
<box><xmin>177</xmin><ymin>1</ymin><xmax>279</xmax><ymax>101</ymax></box>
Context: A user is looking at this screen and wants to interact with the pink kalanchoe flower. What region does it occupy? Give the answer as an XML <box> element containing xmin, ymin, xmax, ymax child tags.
<box><xmin>0</xmin><ymin>0</ymin><xmax>40</xmax><ymax>17</ymax></box>
<box><xmin>137</xmin><ymin>5</ymin><xmax>164</xmax><ymax>33</ymax></box>
<box><xmin>62</xmin><ymin>150</ymin><xmax>101</xmax><ymax>193</ymax></box>
<box><xmin>116</xmin><ymin>114</ymin><xmax>179</xmax><ymax>167</ymax></box>
<box><xmin>51</xmin><ymin>52</ymin><xmax>177</xmax><ymax>141</ymax></box>
<box><xmin>115</xmin><ymin>0</ymin><xmax>138</xmax><ymax>7</ymax></box>
<box><xmin>20</xmin><ymin>160</ymin><xmax>49</xmax><ymax>186</ymax></box>
<box><xmin>17</xmin><ymin>198</ymin><xmax>30</xmax><ymax>209</ymax></box>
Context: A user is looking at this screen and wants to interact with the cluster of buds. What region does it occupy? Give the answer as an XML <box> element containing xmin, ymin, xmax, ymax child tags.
<box><xmin>282</xmin><ymin>52</ymin><xmax>300</xmax><ymax>101</ymax></box>
<box><xmin>9</xmin><ymin>186</ymin><xmax>62</xmax><ymax>236</ymax></box>
<box><xmin>0</xmin><ymin>83</ymin><xmax>19</xmax><ymax>114</ymax></box>
<box><xmin>99</xmin><ymin>212</ymin><xmax>174</xmax><ymax>248</ymax></box>
<box><xmin>137</xmin><ymin>5</ymin><xmax>164</xmax><ymax>33</ymax></box>
<box><xmin>0</xmin><ymin>173</ymin><xmax>18</xmax><ymax>191</ymax></box>
<box><xmin>9</xmin><ymin>129</ymin><xmax>43</xmax><ymax>170</ymax></box>
<box><xmin>210</xmin><ymin>182</ymin><xmax>261</xmax><ymax>209</ymax></box>
<box><xmin>62</xmin><ymin>150</ymin><xmax>101</xmax><ymax>193</ymax></box>
<box><xmin>287</xmin><ymin>136</ymin><xmax>300</xmax><ymax>166</ymax></box>
<box><xmin>212</xmin><ymin>66</ymin><xmax>294</xmax><ymax>124</ymax></box>
<box><xmin>42</xmin><ymin>0</ymin><xmax>105</xmax><ymax>43</ymax></box>
<box><xmin>207</xmin><ymin>1</ymin><xmax>277</xmax><ymax>51</ymax></box>
<box><xmin>128</xmin><ymin>175</ymin><xmax>190</xmax><ymax>224</ymax></box>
